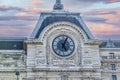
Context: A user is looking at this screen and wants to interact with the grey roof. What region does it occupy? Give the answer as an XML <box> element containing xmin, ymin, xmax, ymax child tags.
<box><xmin>100</xmin><ymin>40</ymin><xmax>120</xmax><ymax>48</ymax></box>
<box><xmin>0</xmin><ymin>37</ymin><xmax>26</xmax><ymax>41</ymax></box>
<box><xmin>30</xmin><ymin>0</ymin><xmax>94</xmax><ymax>39</ymax></box>
<box><xmin>0</xmin><ymin>37</ymin><xmax>26</xmax><ymax>50</ymax></box>
<box><xmin>30</xmin><ymin>11</ymin><xmax>94</xmax><ymax>39</ymax></box>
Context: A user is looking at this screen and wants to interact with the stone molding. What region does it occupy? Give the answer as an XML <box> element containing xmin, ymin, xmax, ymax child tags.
<box><xmin>25</xmin><ymin>40</ymin><xmax>43</xmax><ymax>45</ymax></box>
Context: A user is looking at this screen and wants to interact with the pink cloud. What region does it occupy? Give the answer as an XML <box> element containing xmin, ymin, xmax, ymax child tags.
<box><xmin>15</xmin><ymin>12</ymin><xmax>28</xmax><ymax>16</ymax></box>
<box><xmin>0</xmin><ymin>24</ymin><xmax>34</xmax><ymax>37</ymax></box>
<box><xmin>0</xmin><ymin>5</ymin><xmax>22</xmax><ymax>11</ymax></box>
<box><xmin>90</xmin><ymin>8</ymin><xmax>120</xmax><ymax>26</ymax></box>
<box><xmin>83</xmin><ymin>8</ymin><xmax>120</xmax><ymax>39</ymax></box>
<box><xmin>109</xmin><ymin>0</ymin><xmax>120</xmax><ymax>3</ymax></box>
<box><xmin>0</xmin><ymin>5</ymin><xmax>51</xmax><ymax>14</ymax></box>
<box><xmin>80</xmin><ymin>0</ymin><xmax>120</xmax><ymax>3</ymax></box>
<box><xmin>87</xmin><ymin>22</ymin><xmax>120</xmax><ymax>39</ymax></box>
<box><xmin>23</xmin><ymin>7</ymin><xmax>51</xmax><ymax>13</ymax></box>
<box><xmin>87</xmin><ymin>22</ymin><xmax>120</xmax><ymax>35</ymax></box>
<box><xmin>29</xmin><ymin>0</ymin><xmax>44</xmax><ymax>6</ymax></box>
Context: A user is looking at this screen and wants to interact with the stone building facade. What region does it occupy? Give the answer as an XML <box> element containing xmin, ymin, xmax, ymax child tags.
<box><xmin>0</xmin><ymin>0</ymin><xmax>120</xmax><ymax>80</ymax></box>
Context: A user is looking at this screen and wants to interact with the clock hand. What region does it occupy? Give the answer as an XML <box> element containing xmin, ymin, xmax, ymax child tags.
<box><xmin>62</xmin><ymin>43</ymin><xmax>67</xmax><ymax>51</ymax></box>
<box><xmin>63</xmin><ymin>37</ymin><xmax>68</xmax><ymax>45</ymax></box>
<box><xmin>62</xmin><ymin>37</ymin><xmax>68</xmax><ymax>51</ymax></box>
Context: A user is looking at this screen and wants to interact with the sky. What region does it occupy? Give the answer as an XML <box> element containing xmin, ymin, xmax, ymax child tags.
<box><xmin>0</xmin><ymin>0</ymin><xmax>120</xmax><ymax>40</ymax></box>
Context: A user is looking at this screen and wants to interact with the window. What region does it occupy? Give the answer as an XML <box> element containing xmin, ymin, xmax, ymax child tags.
<box><xmin>109</xmin><ymin>53</ymin><xmax>115</xmax><ymax>59</ymax></box>
<box><xmin>112</xmin><ymin>75</ymin><xmax>117</xmax><ymax>80</ymax></box>
<box><xmin>111</xmin><ymin>64</ymin><xmax>116</xmax><ymax>70</ymax></box>
<box><xmin>61</xmin><ymin>75</ymin><xmax>68</xmax><ymax>80</ymax></box>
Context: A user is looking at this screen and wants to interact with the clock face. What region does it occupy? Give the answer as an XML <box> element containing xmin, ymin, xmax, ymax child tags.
<box><xmin>52</xmin><ymin>35</ymin><xmax>75</xmax><ymax>57</ymax></box>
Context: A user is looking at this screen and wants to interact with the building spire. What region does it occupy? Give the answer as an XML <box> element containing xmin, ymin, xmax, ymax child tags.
<box><xmin>53</xmin><ymin>0</ymin><xmax>63</xmax><ymax>10</ymax></box>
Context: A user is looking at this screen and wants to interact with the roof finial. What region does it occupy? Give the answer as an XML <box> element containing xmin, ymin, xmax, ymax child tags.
<box><xmin>53</xmin><ymin>0</ymin><xmax>63</xmax><ymax>10</ymax></box>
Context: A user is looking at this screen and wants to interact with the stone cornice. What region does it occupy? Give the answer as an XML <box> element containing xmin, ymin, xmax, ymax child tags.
<box><xmin>101</xmin><ymin>59</ymin><xmax>120</xmax><ymax>63</ymax></box>
<box><xmin>0</xmin><ymin>69</ymin><xmax>26</xmax><ymax>72</ymax></box>
<box><xmin>25</xmin><ymin>39</ymin><xmax>43</xmax><ymax>45</ymax></box>
<box><xmin>100</xmin><ymin>48</ymin><xmax>120</xmax><ymax>50</ymax></box>
<box><xmin>84</xmin><ymin>40</ymin><xmax>102</xmax><ymax>45</ymax></box>
<box><xmin>32</xmin><ymin>68</ymin><xmax>96</xmax><ymax>72</ymax></box>
<box><xmin>101</xmin><ymin>70</ymin><xmax>120</xmax><ymax>73</ymax></box>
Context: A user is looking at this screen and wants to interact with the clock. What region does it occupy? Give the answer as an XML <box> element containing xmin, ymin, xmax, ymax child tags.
<box><xmin>52</xmin><ymin>35</ymin><xmax>75</xmax><ymax>57</ymax></box>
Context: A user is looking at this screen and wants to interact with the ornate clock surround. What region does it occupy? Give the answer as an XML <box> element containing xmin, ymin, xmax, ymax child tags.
<box><xmin>47</xmin><ymin>28</ymin><xmax>77</xmax><ymax>59</ymax></box>
<box><xmin>38</xmin><ymin>22</ymin><xmax>88</xmax><ymax>66</ymax></box>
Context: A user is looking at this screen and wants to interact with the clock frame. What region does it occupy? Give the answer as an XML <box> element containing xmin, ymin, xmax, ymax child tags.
<box><xmin>52</xmin><ymin>35</ymin><xmax>75</xmax><ymax>57</ymax></box>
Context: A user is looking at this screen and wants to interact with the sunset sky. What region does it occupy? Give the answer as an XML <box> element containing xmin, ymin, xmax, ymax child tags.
<box><xmin>0</xmin><ymin>0</ymin><xmax>120</xmax><ymax>40</ymax></box>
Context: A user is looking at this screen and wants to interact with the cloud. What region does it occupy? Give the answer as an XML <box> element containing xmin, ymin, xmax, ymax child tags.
<box><xmin>0</xmin><ymin>5</ymin><xmax>22</xmax><ymax>11</ymax></box>
<box><xmin>62</xmin><ymin>0</ymin><xmax>120</xmax><ymax>11</ymax></box>
<box><xmin>87</xmin><ymin>22</ymin><xmax>120</xmax><ymax>39</ymax></box>
<box><xmin>23</xmin><ymin>7</ymin><xmax>50</xmax><ymax>13</ymax></box>
<box><xmin>83</xmin><ymin>10</ymin><xmax>117</xmax><ymax>16</ymax></box>
<box><xmin>79</xmin><ymin>0</ymin><xmax>120</xmax><ymax>3</ymax></box>
<box><xmin>86</xmin><ymin>8</ymin><xmax>120</xmax><ymax>26</ymax></box>
<box><xmin>29</xmin><ymin>0</ymin><xmax>44</xmax><ymax>6</ymax></box>
<box><xmin>0</xmin><ymin>24</ymin><xmax>35</xmax><ymax>37</ymax></box>
<box><xmin>15</xmin><ymin>12</ymin><xmax>29</xmax><ymax>16</ymax></box>
<box><xmin>0</xmin><ymin>23</ymin><xmax>26</xmax><ymax>27</ymax></box>
<box><xmin>0</xmin><ymin>16</ymin><xmax>37</xmax><ymax>21</ymax></box>
<box><xmin>0</xmin><ymin>0</ymin><xmax>120</xmax><ymax>39</ymax></box>
<box><xmin>88</xmin><ymin>23</ymin><xmax>120</xmax><ymax>35</ymax></box>
<box><xmin>84</xmin><ymin>17</ymin><xmax>107</xmax><ymax>23</ymax></box>
<box><xmin>83</xmin><ymin>8</ymin><xmax>120</xmax><ymax>39</ymax></box>
<box><xmin>0</xmin><ymin>5</ymin><xmax>51</xmax><ymax>14</ymax></box>
<box><xmin>104</xmin><ymin>0</ymin><xmax>120</xmax><ymax>3</ymax></box>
